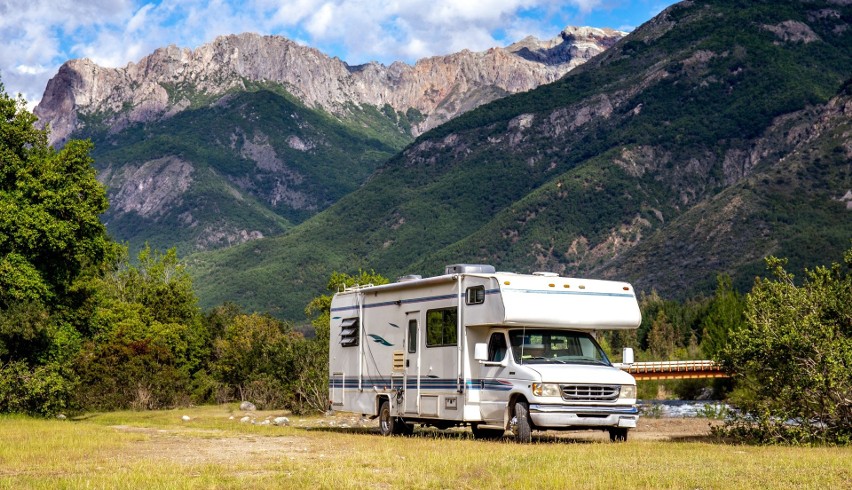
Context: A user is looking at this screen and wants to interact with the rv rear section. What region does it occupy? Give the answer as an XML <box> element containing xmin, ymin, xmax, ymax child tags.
<box><xmin>328</xmin><ymin>264</ymin><xmax>641</xmax><ymax>442</ymax></box>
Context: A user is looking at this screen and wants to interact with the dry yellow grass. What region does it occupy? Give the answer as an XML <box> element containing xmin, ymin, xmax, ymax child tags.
<box><xmin>1</xmin><ymin>406</ymin><xmax>850</xmax><ymax>489</ymax></box>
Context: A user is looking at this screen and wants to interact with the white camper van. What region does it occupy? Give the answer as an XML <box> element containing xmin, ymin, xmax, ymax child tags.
<box><xmin>328</xmin><ymin>264</ymin><xmax>641</xmax><ymax>442</ymax></box>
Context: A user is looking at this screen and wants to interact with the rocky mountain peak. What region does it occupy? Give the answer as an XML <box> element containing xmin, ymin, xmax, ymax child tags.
<box><xmin>35</xmin><ymin>28</ymin><xmax>625</xmax><ymax>146</ymax></box>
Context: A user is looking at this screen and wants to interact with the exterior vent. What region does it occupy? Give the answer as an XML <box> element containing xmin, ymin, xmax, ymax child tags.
<box><xmin>444</xmin><ymin>264</ymin><xmax>496</xmax><ymax>275</ymax></box>
<box><xmin>392</xmin><ymin>351</ymin><xmax>405</xmax><ymax>372</ymax></box>
<box><xmin>339</xmin><ymin>318</ymin><xmax>359</xmax><ymax>347</ymax></box>
<box><xmin>397</xmin><ymin>274</ymin><xmax>422</xmax><ymax>283</ymax></box>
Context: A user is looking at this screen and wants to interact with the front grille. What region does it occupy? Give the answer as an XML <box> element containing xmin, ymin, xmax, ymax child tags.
<box><xmin>561</xmin><ymin>384</ymin><xmax>620</xmax><ymax>402</ymax></box>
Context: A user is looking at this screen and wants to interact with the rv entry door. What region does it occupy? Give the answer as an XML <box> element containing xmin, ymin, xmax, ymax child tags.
<box><xmin>404</xmin><ymin>312</ymin><xmax>420</xmax><ymax>414</ymax></box>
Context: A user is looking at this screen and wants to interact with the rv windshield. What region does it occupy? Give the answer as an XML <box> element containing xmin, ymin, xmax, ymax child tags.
<box><xmin>508</xmin><ymin>329</ymin><xmax>611</xmax><ymax>366</ymax></box>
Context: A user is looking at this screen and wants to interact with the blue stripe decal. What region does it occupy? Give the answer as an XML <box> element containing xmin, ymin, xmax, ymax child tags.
<box><xmin>330</xmin><ymin>377</ymin><xmax>515</xmax><ymax>391</ymax></box>
<box><xmin>367</xmin><ymin>334</ymin><xmax>393</xmax><ymax>346</ymax></box>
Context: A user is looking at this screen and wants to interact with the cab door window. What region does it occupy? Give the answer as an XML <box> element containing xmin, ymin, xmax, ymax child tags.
<box><xmin>487</xmin><ymin>332</ymin><xmax>507</xmax><ymax>362</ymax></box>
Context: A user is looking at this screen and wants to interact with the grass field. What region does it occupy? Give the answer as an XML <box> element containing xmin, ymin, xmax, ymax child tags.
<box><xmin>1</xmin><ymin>406</ymin><xmax>850</xmax><ymax>489</ymax></box>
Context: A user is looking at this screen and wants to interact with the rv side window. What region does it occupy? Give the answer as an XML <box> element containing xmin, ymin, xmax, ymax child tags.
<box><xmin>426</xmin><ymin>307</ymin><xmax>457</xmax><ymax>347</ymax></box>
<box><xmin>340</xmin><ymin>318</ymin><xmax>359</xmax><ymax>347</ymax></box>
<box><xmin>465</xmin><ymin>286</ymin><xmax>485</xmax><ymax>305</ymax></box>
<box><xmin>407</xmin><ymin>320</ymin><xmax>417</xmax><ymax>354</ymax></box>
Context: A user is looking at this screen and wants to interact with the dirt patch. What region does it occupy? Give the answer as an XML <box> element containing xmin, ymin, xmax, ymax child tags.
<box><xmin>110</xmin><ymin>425</ymin><xmax>321</xmax><ymax>465</ymax></box>
<box><xmin>633</xmin><ymin>417</ymin><xmax>719</xmax><ymax>440</ymax></box>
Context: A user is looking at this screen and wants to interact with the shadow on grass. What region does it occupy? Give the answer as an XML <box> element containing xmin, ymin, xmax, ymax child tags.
<box><xmin>302</xmin><ymin>425</ymin><xmax>609</xmax><ymax>444</ymax></box>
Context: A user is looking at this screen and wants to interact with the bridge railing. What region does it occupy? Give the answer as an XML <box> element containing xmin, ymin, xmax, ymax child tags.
<box><xmin>614</xmin><ymin>360</ymin><xmax>728</xmax><ymax>380</ymax></box>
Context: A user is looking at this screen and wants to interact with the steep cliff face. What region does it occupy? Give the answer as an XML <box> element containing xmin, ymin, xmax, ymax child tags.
<box><xmin>34</xmin><ymin>28</ymin><xmax>624</xmax><ymax>146</ymax></box>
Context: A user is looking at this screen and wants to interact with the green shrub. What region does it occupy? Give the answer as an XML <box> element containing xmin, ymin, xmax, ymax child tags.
<box><xmin>715</xmin><ymin>247</ymin><xmax>852</xmax><ymax>444</ymax></box>
<box><xmin>0</xmin><ymin>361</ymin><xmax>74</xmax><ymax>416</ymax></box>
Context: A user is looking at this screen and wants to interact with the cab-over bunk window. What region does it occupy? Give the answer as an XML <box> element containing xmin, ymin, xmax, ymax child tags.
<box><xmin>426</xmin><ymin>307</ymin><xmax>457</xmax><ymax>347</ymax></box>
<box><xmin>466</xmin><ymin>286</ymin><xmax>485</xmax><ymax>305</ymax></box>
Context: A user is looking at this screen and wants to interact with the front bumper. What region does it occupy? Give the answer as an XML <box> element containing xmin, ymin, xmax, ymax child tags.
<box><xmin>528</xmin><ymin>404</ymin><xmax>639</xmax><ymax>429</ymax></box>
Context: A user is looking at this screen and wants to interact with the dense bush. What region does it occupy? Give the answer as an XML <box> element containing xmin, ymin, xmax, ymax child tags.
<box><xmin>211</xmin><ymin>312</ymin><xmax>294</xmax><ymax>408</ymax></box>
<box><xmin>0</xmin><ymin>361</ymin><xmax>73</xmax><ymax>415</ymax></box>
<box><xmin>73</xmin><ymin>246</ymin><xmax>209</xmax><ymax>410</ymax></box>
<box><xmin>715</xmin><ymin>247</ymin><xmax>852</xmax><ymax>444</ymax></box>
<box><xmin>208</xmin><ymin>309</ymin><xmax>331</xmax><ymax>414</ymax></box>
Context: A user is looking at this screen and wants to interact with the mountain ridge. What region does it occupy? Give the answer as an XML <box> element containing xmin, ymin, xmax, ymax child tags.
<box><xmin>35</xmin><ymin>28</ymin><xmax>624</xmax><ymax>147</ymax></box>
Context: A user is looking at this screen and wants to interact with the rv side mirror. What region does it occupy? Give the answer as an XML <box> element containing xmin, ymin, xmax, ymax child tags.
<box><xmin>622</xmin><ymin>347</ymin><xmax>635</xmax><ymax>365</ymax></box>
<box><xmin>474</xmin><ymin>343</ymin><xmax>488</xmax><ymax>362</ymax></box>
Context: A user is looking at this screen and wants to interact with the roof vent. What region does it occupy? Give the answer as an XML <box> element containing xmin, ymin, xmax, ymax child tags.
<box><xmin>444</xmin><ymin>264</ymin><xmax>496</xmax><ymax>275</ymax></box>
<box><xmin>532</xmin><ymin>271</ymin><xmax>559</xmax><ymax>277</ymax></box>
<box><xmin>397</xmin><ymin>274</ymin><xmax>422</xmax><ymax>283</ymax></box>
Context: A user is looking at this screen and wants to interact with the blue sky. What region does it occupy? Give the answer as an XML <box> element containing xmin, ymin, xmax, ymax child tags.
<box><xmin>0</xmin><ymin>0</ymin><xmax>678</xmax><ymax>108</ymax></box>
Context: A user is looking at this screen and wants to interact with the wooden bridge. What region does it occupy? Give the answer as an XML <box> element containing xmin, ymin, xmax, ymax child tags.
<box><xmin>617</xmin><ymin>360</ymin><xmax>728</xmax><ymax>380</ymax></box>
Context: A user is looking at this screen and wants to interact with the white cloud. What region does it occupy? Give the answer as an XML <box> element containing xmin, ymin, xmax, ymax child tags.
<box><xmin>126</xmin><ymin>3</ymin><xmax>155</xmax><ymax>33</ymax></box>
<box><xmin>569</xmin><ymin>0</ymin><xmax>604</xmax><ymax>14</ymax></box>
<box><xmin>14</xmin><ymin>64</ymin><xmax>49</xmax><ymax>75</ymax></box>
<box><xmin>305</xmin><ymin>3</ymin><xmax>337</xmax><ymax>38</ymax></box>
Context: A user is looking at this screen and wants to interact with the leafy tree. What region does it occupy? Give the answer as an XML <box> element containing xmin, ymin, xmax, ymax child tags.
<box><xmin>0</xmin><ymin>82</ymin><xmax>113</xmax><ymax>310</ymax></box>
<box><xmin>717</xmin><ymin>247</ymin><xmax>852</xmax><ymax>444</ymax></box>
<box><xmin>0</xmin><ymin>80</ymin><xmax>116</xmax><ymax>415</ymax></box>
<box><xmin>700</xmin><ymin>274</ymin><xmax>746</xmax><ymax>358</ymax></box>
<box><xmin>647</xmin><ymin>310</ymin><xmax>677</xmax><ymax>359</ymax></box>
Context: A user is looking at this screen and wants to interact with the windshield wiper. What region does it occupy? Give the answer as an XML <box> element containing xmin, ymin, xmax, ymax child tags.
<box><xmin>521</xmin><ymin>357</ymin><xmax>567</xmax><ymax>364</ymax></box>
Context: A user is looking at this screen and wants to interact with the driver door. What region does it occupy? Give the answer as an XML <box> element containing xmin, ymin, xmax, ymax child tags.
<box><xmin>479</xmin><ymin>332</ymin><xmax>511</xmax><ymax>423</ymax></box>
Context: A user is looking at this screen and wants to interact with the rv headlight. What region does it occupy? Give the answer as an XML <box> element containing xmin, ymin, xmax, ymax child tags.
<box><xmin>532</xmin><ymin>383</ymin><xmax>561</xmax><ymax>397</ymax></box>
<box><xmin>619</xmin><ymin>384</ymin><xmax>637</xmax><ymax>400</ymax></box>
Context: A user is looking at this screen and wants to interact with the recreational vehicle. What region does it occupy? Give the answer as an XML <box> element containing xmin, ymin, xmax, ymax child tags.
<box><xmin>328</xmin><ymin>264</ymin><xmax>641</xmax><ymax>442</ymax></box>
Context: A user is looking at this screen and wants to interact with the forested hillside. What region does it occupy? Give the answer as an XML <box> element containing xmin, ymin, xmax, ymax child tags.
<box><xmin>90</xmin><ymin>87</ymin><xmax>405</xmax><ymax>254</ymax></box>
<box><xmin>189</xmin><ymin>0</ymin><xmax>852</xmax><ymax>320</ymax></box>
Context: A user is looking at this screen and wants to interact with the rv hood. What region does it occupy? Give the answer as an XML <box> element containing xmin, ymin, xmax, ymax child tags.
<box><xmin>524</xmin><ymin>363</ymin><xmax>636</xmax><ymax>386</ymax></box>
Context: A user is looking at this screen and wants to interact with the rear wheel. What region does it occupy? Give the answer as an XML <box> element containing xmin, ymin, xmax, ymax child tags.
<box><xmin>378</xmin><ymin>400</ymin><xmax>394</xmax><ymax>436</ymax></box>
<box><xmin>471</xmin><ymin>423</ymin><xmax>505</xmax><ymax>440</ymax></box>
<box><xmin>609</xmin><ymin>428</ymin><xmax>629</xmax><ymax>442</ymax></box>
<box><xmin>512</xmin><ymin>401</ymin><xmax>532</xmax><ymax>443</ymax></box>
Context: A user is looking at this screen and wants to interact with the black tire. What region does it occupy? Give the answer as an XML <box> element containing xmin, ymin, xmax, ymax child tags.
<box><xmin>512</xmin><ymin>401</ymin><xmax>532</xmax><ymax>443</ymax></box>
<box><xmin>378</xmin><ymin>400</ymin><xmax>394</xmax><ymax>436</ymax></box>
<box><xmin>471</xmin><ymin>423</ymin><xmax>505</xmax><ymax>440</ymax></box>
<box><xmin>609</xmin><ymin>428</ymin><xmax>629</xmax><ymax>442</ymax></box>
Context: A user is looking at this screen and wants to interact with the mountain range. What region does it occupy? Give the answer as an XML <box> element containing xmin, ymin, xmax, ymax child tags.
<box><xmin>35</xmin><ymin>0</ymin><xmax>852</xmax><ymax>321</ymax></box>
<box><xmin>34</xmin><ymin>27</ymin><xmax>623</xmax><ymax>254</ymax></box>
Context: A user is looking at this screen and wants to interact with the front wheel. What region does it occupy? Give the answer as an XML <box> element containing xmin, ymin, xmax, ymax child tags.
<box><xmin>609</xmin><ymin>428</ymin><xmax>629</xmax><ymax>442</ymax></box>
<box><xmin>512</xmin><ymin>401</ymin><xmax>532</xmax><ymax>443</ymax></box>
